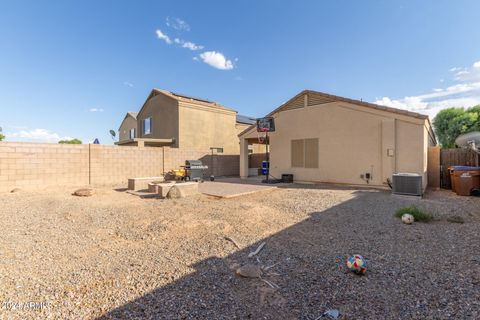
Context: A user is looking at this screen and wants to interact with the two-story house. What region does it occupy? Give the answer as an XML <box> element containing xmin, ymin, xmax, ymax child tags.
<box><xmin>117</xmin><ymin>89</ymin><xmax>255</xmax><ymax>154</ymax></box>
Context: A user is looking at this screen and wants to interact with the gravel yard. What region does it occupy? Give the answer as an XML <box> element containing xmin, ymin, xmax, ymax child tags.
<box><xmin>0</xmin><ymin>184</ymin><xmax>479</xmax><ymax>319</ymax></box>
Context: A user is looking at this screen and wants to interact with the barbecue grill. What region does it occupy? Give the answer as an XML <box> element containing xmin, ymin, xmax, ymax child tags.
<box><xmin>185</xmin><ymin>160</ymin><xmax>208</xmax><ymax>182</ymax></box>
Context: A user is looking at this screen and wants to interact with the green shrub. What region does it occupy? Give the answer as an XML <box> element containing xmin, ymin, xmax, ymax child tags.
<box><xmin>395</xmin><ymin>206</ymin><xmax>433</xmax><ymax>222</ymax></box>
<box><xmin>58</xmin><ymin>138</ymin><xmax>82</xmax><ymax>144</ymax></box>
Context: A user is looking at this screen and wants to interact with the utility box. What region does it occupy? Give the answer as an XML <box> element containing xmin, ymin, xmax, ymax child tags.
<box><xmin>392</xmin><ymin>173</ymin><xmax>423</xmax><ymax>196</ymax></box>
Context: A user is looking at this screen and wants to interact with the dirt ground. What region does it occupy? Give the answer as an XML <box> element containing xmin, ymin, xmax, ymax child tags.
<box><xmin>0</xmin><ymin>184</ymin><xmax>479</xmax><ymax>319</ymax></box>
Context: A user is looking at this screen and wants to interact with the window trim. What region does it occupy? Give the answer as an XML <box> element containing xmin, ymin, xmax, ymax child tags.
<box><xmin>129</xmin><ymin>128</ymin><xmax>136</xmax><ymax>140</ymax></box>
<box><xmin>143</xmin><ymin>117</ymin><xmax>152</xmax><ymax>135</ymax></box>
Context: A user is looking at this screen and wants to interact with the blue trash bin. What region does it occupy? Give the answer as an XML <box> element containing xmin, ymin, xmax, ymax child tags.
<box><xmin>261</xmin><ymin>161</ymin><xmax>269</xmax><ymax>175</ymax></box>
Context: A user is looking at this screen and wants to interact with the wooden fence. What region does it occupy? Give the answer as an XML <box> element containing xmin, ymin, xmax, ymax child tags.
<box><xmin>440</xmin><ymin>148</ymin><xmax>479</xmax><ymax>189</ymax></box>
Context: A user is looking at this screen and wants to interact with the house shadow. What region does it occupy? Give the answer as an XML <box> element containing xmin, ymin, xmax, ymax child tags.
<box><xmin>97</xmin><ymin>188</ymin><xmax>472</xmax><ymax>319</ymax></box>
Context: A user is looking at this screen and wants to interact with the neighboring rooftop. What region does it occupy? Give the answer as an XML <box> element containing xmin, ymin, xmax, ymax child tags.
<box><xmin>127</xmin><ymin>112</ymin><xmax>138</xmax><ymax>119</ymax></box>
<box><xmin>236</xmin><ymin>114</ymin><xmax>256</xmax><ymax>125</ymax></box>
<box><xmin>151</xmin><ymin>88</ymin><xmax>237</xmax><ymax>113</ymax></box>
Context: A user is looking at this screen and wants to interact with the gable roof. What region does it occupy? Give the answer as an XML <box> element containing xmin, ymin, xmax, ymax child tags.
<box><xmin>271</xmin><ymin>90</ymin><xmax>429</xmax><ymax>119</ymax></box>
<box><xmin>238</xmin><ymin>89</ymin><xmax>435</xmax><ymax>139</ymax></box>
<box><xmin>118</xmin><ymin>112</ymin><xmax>138</xmax><ymax>130</ymax></box>
<box><xmin>126</xmin><ymin>112</ymin><xmax>138</xmax><ymax>119</ymax></box>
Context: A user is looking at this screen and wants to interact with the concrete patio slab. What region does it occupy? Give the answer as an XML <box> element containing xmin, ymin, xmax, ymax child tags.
<box><xmin>199</xmin><ymin>177</ymin><xmax>288</xmax><ymax>198</ymax></box>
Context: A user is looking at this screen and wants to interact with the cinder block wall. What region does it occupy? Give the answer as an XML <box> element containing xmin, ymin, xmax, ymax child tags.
<box><xmin>89</xmin><ymin>145</ymin><xmax>164</xmax><ymax>185</ymax></box>
<box><xmin>0</xmin><ymin>142</ymin><xmax>240</xmax><ymax>192</ymax></box>
<box><xmin>0</xmin><ymin>142</ymin><xmax>89</xmax><ymax>192</ymax></box>
<box><xmin>163</xmin><ymin>147</ymin><xmax>239</xmax><ymax>177</ymax></box>
<box><xmin>248</xmin><ymin>153</ymin><xmax>265</xmax><ymax>169</ymax></box>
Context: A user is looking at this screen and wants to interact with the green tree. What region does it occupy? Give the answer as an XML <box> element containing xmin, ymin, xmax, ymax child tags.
<box><xmin>466</xmin><ymin>105</ymin><xmax>480</xmax><ymax>131</ymax></box>
<box><xmin>433</xmin><ymin>107</ymin><xmax>479</xmax><ymax>148</ymax></box>
<box><xmin>0</xmin><ymin>133</ymin><xmax>5</xmax><ymax>141</ymax></box>
<box><xmin>58</xmin><ymin>138</ymin><xmax>82</xmax><ymax>144</ymax></box>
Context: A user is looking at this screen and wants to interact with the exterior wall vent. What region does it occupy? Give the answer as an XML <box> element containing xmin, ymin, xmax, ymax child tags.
<box><xmin>392</xmin><ymin>173</ymin><xmax>423</xmax><ymax>196</ymax></box>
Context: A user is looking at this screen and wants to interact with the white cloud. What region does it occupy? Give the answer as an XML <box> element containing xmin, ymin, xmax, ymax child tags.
<box><xmin>88</xmin><ymin>108</ymin><xmax>104</xmax><ymax>112</ymax></box>
<box><xmin>374</xmin><ymin>61</ymin><xmax>480</xmax><ymax>119</ymax></box>
<box><xmin>182</xmin><ymin>41</ymin><xmax>204</xmax><ymax>51</ymax></box>
<box><xmin>453</xmin><ymin>61</ymin><xmax>480</xmax><ymax>82</ymax></box>
<box><xmin>166</xmin><ymin>17</ymin><xmax>190</xmax><ymax>31</ymax></box>
<box><xmin>193</xmin><ymin>56</ymin><xmax>199</xmax><ymax>61</ymax></box>
<box><xmin>123</xmin><ymin>81</ymin><xmax>134</xmax><ymax>88</ymax></box>
<box><xmin>198</xmin><ymin>51</ymin><xmax>234</xmax><ymax>70</ymax></box>
<box><xmin>6</xmin><ymin>129</ymin><xmax>73</xmax><ymax>143</ymax></box>
<box><xmin>173</xmin><ymin>38</ymin><xmax>203</xmax><ymax>50</ymax></box>
<box><xmin>155</xmin><ymin>29</ymin><xmax>172</xmax><ymax>44</ymax></box>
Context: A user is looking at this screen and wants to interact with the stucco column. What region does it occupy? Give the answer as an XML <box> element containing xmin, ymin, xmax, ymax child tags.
<box><xmin>240</xmin><ymin>138</ymin><xmax>249</xmax><ymax>179</ymax></box>
<box><xmin>137</xmin><ymin>140</ymin><xmax>145</xmax><ymax>147</ymax></box>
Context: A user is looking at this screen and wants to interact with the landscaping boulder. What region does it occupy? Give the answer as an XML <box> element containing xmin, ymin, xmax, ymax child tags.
<box><xmin>165</xmin><ymin>182</ymin><xmax>199</xmax><ymax>199</ymax></box>
<box><xmin>236</xmin><ymin>264</ymin><xmax>262</xmax><ymax>278</ymax></box>
<box><xmin>73</xmin><ymin>188</ymin><xmax>94</xmax><ymax>197</ymax></box>
<box><xmin>166</xmin><ymin>186</ymin><xmax>184</xmax><ymax>199</ymax></box>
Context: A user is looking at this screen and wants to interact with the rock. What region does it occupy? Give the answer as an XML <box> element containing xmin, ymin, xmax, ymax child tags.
<box><xmin>236</xmin><ymin>264</ymin><xmax>262</xmax><ymax>278</ymax></box>
<box><xmin>10</xmin><ymin>188</ymin><xmax>22</xmax><ymax>193</ymax></box>
<box><xmin>166</xmin><ymin>186</ymin><xmax>184</xmax><ymax>199</ymax></box>
<box><xmin>72</xmin><ymin>188</ymin><xmax>94</xmax><ymax>197</ymax></box>
<box><xmin>164</xmin><ymin>182</ymin><xmax>199</xmax><ymax>199</ymax></box>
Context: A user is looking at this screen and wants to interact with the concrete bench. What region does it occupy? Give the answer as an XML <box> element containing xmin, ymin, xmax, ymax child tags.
<box><xmin>128</xmin><ymin>177</ymin><xmax>164</xmax><ymax>191</ymax></box>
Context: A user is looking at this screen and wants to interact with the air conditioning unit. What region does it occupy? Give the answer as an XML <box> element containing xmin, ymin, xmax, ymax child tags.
<box><xmin>392</xmin><ymin>173</ymin><xmax>423</xmax><ymax>196</ymax></box>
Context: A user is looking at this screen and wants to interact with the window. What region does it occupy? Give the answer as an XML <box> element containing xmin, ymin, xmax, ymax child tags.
<box><xmin>143</xmin><ymin>117</ymin><xmax>151</xmax><ymax>135</ymax></box>
<box><xmin>291</xmin><ymin>138</ymin><xmax>319</xmax><ymax>168</ymax></box>
<box><xmin>304</xmin><ymin>138</ymin><xmax>319</xmax><ymax>168</ymax></box>
<box><xmin>129</xmin><ymin>128</ymin><xmax>136</xmax><ymax>140</ymax></box>
<box><xmin>291</xmin><ymin>139</ymin><xmax>304</xmax><ymax>167</ymax></box>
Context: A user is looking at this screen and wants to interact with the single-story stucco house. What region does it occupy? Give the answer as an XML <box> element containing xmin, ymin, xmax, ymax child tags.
<box><xmin>117</xmin><ymin>89</ymin><xmax>256</xmax><ymax>154</ymax></box>
<box><xmin>239</xmin><ymin>90</ymin><xmax>436</xmax><ymax>189</ymax></box>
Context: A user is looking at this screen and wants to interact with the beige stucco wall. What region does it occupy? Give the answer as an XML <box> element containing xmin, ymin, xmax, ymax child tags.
<box><xmin>118</xmin><ymin>115</ymin><xmax>138</xmax><ymax>142</ymax></box>
<box><xmin>178</xmin><ymin>102</ymin><xmax>239</xmax><ymax>154</ymax></box>
<box><xmin>236</xmin><ymin>123</ymin><xmax>251</xmax><ymax>136</ymax></box>
<box><xmin>242</xmin><ymin>100</ymin><xmax>429</xmax><ymax>187</ymax></box>
<box><xmin>137</xmin><ymin>94</ymin><xmax>179</xmax><ymax>147</ymax></box>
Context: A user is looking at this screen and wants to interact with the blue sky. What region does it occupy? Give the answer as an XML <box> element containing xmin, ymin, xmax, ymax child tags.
<box><xmin>1</xmin><ymin>0</ymin><xmax>480</xmax><ymax>143</ymax></box>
